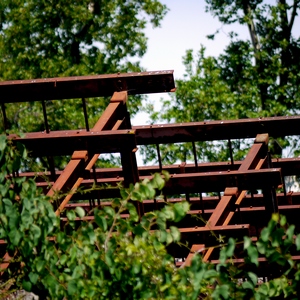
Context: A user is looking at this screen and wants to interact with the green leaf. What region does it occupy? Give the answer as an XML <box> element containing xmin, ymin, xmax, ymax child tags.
<box><xmin>0</xmin><ymin>135</ymin><xmax>7</xmax><ymax>151</ymax></box>
<box><xmin>67</xmin><ymin>210</ymin><xmax>76</xmax><ymax>221</ymax></box>
<box><xmin>68</xmin><ymin>280</ymin><xmax>78</xmax><ymax>296</ymax></box>
<box><xmin>36</xmin><ymin>259</ymin><xmax>46</xmax><ymax>272</ymax></box>
<box><xmin>246</xmin><ymin>244</ymin><xmax>258</xmax><ymax>266</ymax></box>
<box><xmin>29</xmin><ymin>272</ymin><xmax>39</xmax><ymax>285</ymax></box>
<box><xmin>242</xmin><ymin>280</ymin><xmax>253</xmax><ymax>290</ymax></box>
<box><xmin>22</xmin><ymin>280</ymin><xmax>32</xmax><ymax>291</ymax></box>
<box><xmin>296</xmin><ymin>234</ymin><xmax>300</xmax><ymax>251</ymax></box>
<box><xmin>260</xmin><ymin>227</ymin><xmax>270</xmax><ymax>242</ymax></box>
<box><xmin>120</xmin><ymin>188</ymin><xmax>129</xmax><ymax>200</ymax></box>
<box><xmin>173</xmin><ymin>201</ymin><xmax>189</xmax><ymax>222</ymax></box>
<box><xmin>3</xmin><ymin>198</ymin><xmax>12</xmax><ymax>207</ymax></box>
<box><xmin>248</xmin><ymin>272</ymin><xmax>257</xmax><ymax>285</ymax></box>
<box><xmin>226</xmin><ymin>238</ymin><xmax>235</xmax><ymax>257</ymax></box>
<box><xmin>95</xmin><ymin>214</ymin><xmax>108</xmax><ymax>231</ymax></box>
<box><xmin>8</xmin><ymin>229</ymin><xmax>21</xmax><ymax>246</ymax></box>
<box><xmin>170</xmin><ymin>226</ymin><xmax>180</xmax><ymax>242</ymax></box>
<box><xmin>152</xmin><ymin>173</ymin><xmax>165</xmax><ymax>190</ymax></box>
<box><xmin>75</xmin><ymin>207</ymin><xmax>85</xmax><ymax>218</ymax></box>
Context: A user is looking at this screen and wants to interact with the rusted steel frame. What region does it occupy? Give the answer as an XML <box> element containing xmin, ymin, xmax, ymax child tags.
<box><xmin>9</xmin><ymin>129</ymin><xmax>137</xmax><ymax>157</ymax></box>
<box><xmin>133</xmin><ymin>115</ymin><xmax>300</xmax><ymax>144</ymax></box>
<box><xmin>84</xmin><ymin>93</ymin><xmax>126</xmax><ymax>207</ymax></box>
<box><xmin>228</xmin><ymin>139</ymin><xmax>234</xmax><ymax>165</ymax></box>
<box><xmin>81</xmin><ymin>98</ymin><xmax>90</xmax><ymax>131</ymax></box>
<box><xmin>206</xmin><ymin>188</ymin><xmax>239</xmax><ymax>227</ymax></box>
<box><xmin>41</xmin><ymin>100</ymin><xmax>50</xmax><ymax>133</ymax></box>
<box><xmin>203</xmin><ymin>247</ymin><xmax>215</xmax><ymax>262</ymax></box>
<box><xmin>156</xmin><ymin>144</ymin><xmax>163</xmax><ymax>171</ymax></box>
<box><xmin>86</xmin><ymin>91</ymin><xmax>140</xmax><ymax>215</ymax></box>
<box><xmin>47</xmin><ymin>156</ymin><xmax>57</xmax><ymax>182</ymax></box>
<box><xmin>63</xmin><ymin>199</ymin><xmax>300</xmax><ymax>212</ymax></box>
<box><xmin>0</xmin><ymin>252</ymin><xmax>11</xmax><ymax>276</ymax></box>
<box><xmin>235</xmin><ymin>158</ymin><xmax>266</xmax><ymax>207</ymax></box>
<box><xmin>85</xmin><ymin>92</ymin><xmax>128</xmax><ymax>171</ymax></box>
<box><xmin>55</xmin><ymin>177</ymin><xmax>83</xmax><ymax>215</ymax></box>
<box><xmin>17</xmin><ymin>157</ymin><xmax>300</xmax><ymax>182</ymax></box>
<box><xmin>1</xmin><ymin>102</ymin><xmax>8</xmax><ymax>131</ymax></box>
<box><xmin>163</xmin><ymin>169</ymin><xmax>282</xmax><ymax>194</ymax></box>
<box><xmin>209</xmin><ymin>255</ymin><xmax>300</xmax><ymax>265</ymax></box>
<box><xmin>238</xmin><ymin>143</ymin><xmax>266</xmax><ymax>172</ymax></box>
<box><xmin>182</xmin><ymin>244</ymin><xmax>205</xmax><ymax>267</ymax></box>
<box><xmin>93</xmin><ymin>94</ymin><xmax>126</xmax><ymax>131</ymax></box>
<box><xmin>263</xmin><ymin>150</ymin><xmax>279</xmax><ymax>215</ymax></box>
<box><xmin>191</xmin><ymin>141</ymin><xmax>198</xmax><ymax>171</ymax></box>
<box><xmin>35</xmin><ymin>169</ymin><xmax>282</xmax><ymax>200</ymax></box>
<box><xmin>0</xmin><ymin>70</ymin><xmax>175</xmax><ymax>103</ymax></box>
<box><xmin>85</xmin><ymin>97</ymin><xmax>127</xmax><ymax>206</ymax></box>
<box><xmin>178</xmin><ymin>224</ymin><xmax>249</xmax><ymax>233</ymax></box>
<box><xmin>207</xmin><ymin>135</ymin><xmax>268</xmax><ymax>227</ymax></box>
<box><xmin>47</xmin><ymin>151</ymin><xmax>88</xmax><ymax>201</ymax></box>
<box><xmin>203</xmin><ymin>135</ymin><xmax>269</xmax><ymax>260</ymax></box>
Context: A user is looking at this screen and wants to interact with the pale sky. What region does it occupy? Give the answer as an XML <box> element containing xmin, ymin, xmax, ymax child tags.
<box><xmin>141</xmin><ymin>0</ymin><xmax>248</xmax><ymax>79</ymax></box>
<box><xmin>132</xmin><ymin>0</ymin><xmax>248</xmax><ymax>125</ymax></box>
<box><xmin>131</xmin><ymin>1</ymin><xmax>300</xmax><ymax>165</ymax></box>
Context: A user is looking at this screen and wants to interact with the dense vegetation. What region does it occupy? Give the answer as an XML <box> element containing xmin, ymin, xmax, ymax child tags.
<box><xmin>2</xmin><ymin>137</ymin><xmax>300</xmax><ymax>299</ymax></box>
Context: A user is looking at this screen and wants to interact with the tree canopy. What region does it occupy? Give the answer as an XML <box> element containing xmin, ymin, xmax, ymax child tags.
<box><xmin>146</xmin><ymin>0</ymin><xmax>300</xmax><ymax>164</ymax></box>
<box><xmin>0</xmin><ymin>0</ymin><xmax>167</xmax><ymax>79</ymax></box>
<box><xmin>0</xmin><ymin>0</ymin><xmax>168</xmax><ymax>135</ymax></box>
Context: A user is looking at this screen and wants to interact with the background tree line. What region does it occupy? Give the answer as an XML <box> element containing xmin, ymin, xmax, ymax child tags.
<box><xmin>1</xmin><ymin>1</ymin><xmax>300</xmax><ymax>164</ymax></box>
<box><xmin>146</xmin><ymin>0</ymin><xmax>300</xmax><ymax>164</ymax></box>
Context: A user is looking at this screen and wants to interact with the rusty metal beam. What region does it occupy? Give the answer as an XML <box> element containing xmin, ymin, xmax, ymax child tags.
<box><xmin>33</xmin><ymin>168</ymin><xmax>282</xmax><ymax>200</ymax></box>
<box><xmin>47</xmin><ymin>151</ymin><xmax>88</xmax><ymax>199</ymax></box>
<box><xmin>9</xmin><ymin>129</ymin><xmax>137</xmax><ymax>157</ymax></box>
<box><xmin>164</xmin><ymin>169</ymin><xmax>282</xmax><ymax>193</ymax></box>
<box><xmin>182</xmin><ymin>244</ymin><xmax>205</xmax><ymax>267</ymax></box>
<box><xmin>0</xmin><ymin>71</ymin><xmax>175</xmax><ymax>103</ymax></box>
<box><xmin>133</xmin><ymin>115</ymin><xmax>300</xmax><ymax>143</ymax></box>
<box><xmin>16</xmin><ymin>157</ymin><xmax>300</xmax><ymax>183</ymax></box>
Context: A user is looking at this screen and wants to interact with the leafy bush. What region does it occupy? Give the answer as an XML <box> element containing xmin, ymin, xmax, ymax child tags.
<box><xmin>2</xmin><ymin>135</ymin><xmax>300</xmax><ymax>299</ymax></box>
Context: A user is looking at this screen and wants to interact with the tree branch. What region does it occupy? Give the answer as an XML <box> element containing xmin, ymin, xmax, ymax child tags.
<box><xmin>288</xmin><ymin>0</ymin><xmax>300</xmax><ymax>34</ymax></box>
<box><xmin>242</xmin><ymin>1</ymin><xmax>260</xmax><ymax>53</ymax></box>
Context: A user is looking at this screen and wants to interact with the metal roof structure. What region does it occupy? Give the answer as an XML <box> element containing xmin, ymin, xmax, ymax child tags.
<box><xmin>1</xmin><ymin>70</ymin><xmax>300</xmax><ymax>277</ymax></box>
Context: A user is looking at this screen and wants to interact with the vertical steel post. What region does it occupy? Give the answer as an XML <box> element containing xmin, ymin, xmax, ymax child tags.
<box><xmin>82</xmin><ymin>98</ymin><xmax>90</xmax><ymax>131</ymax></box>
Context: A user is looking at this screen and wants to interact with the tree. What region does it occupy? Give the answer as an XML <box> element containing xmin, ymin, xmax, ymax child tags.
<box><xmin>146</xmin><ymin>1</ymin><xmax>300</xmax><ymax>163</ymax></box>
<box><xmin>206</xmin><ymin>0</ymin><xmax>300</xmax><ymax>113</ymax></box>
<box><xmin>0</xmin><ymin>0</ymin><xmax>168</xmax><ymax>134</ymax></box>
<box><xmin>0</xmin><ymin>0</ymin><xmax>167</xmax><ymax>80</ymax></box>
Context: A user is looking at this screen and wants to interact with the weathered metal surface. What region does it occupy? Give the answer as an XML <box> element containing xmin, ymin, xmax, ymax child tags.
<box><xmin>9</xmin><ymin>129</ymin><xmax>137</xmax><ymax>156</ymax></box>
<box><xmin>0</xmin><ymin>70</ymin><xmax>175</xmax><ymax>103</ymax></box>
<box><xmin>133</xmin><ymin>115</ymin><xmax>300</xmax><ymax>143</ymax></box>
<box><xmin>16</xmin><ymin>157</ymin><xmax>300</xmax><ymax>182</ymax></box>
<box><xmin>3</xmin><ymin>70</ymin><xmax>300</xmax><ymax>272</ymax></box>
<box><xmin>164</xmin><ymin>169</ymin><xmax>282</xmax><ymax>193</ymax></box>
<box><xmin>47</xmin><ymin>151</ymin><xmax>87</xmax><ymax>199</ymax></box>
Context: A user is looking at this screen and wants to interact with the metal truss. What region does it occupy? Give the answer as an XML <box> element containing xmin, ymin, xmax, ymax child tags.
<box><xmin>1</xmin><ymin>70</ymin><xmax>300</xmax><ymax>277</ymax></box>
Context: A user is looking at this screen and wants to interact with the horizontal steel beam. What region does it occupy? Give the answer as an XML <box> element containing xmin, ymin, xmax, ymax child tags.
<box><xmin>12</xmin><ymin>116</ymin><xmax>300</xmax><ymax>155</ymax></box>
<box><xmin>133</xmin><ymin>115</ymin><xmax>300</xmax><ymax>143</ymax></box>
<box><xmin>164</xmin><ymin>169</ymin><xmax>282</xmax><ymax>193</ymax></box>
<box><xmin>9</xmin><ymin>129</ymin><xmax>137</xmax><ymax>156</ymax></box>
<box><xmin>0</xmin><ymin>70</ymin><xmax>175</xmax><ymax>103</ymax></box>
<box><xmin>35</xmin><ymin>169</ymin><xmax>282</xmax><ymax>198</ymax></box>
<box><xmin>17</xmin><ymin>158</ymin><xmax>300</xmax><ymax>182</ymax></box>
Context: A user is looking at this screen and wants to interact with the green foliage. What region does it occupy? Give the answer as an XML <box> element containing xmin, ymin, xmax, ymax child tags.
<box><xmin>146</xmin><ymin>1</ymin><xmax>300</xmax><ymax>163</ymax></box>
<box><xmin>3</xmin><ymin>136</ymin><xmax>300</xmax><ymax>299</ymax></box>
<box><xmin>0</xmin><ymin>0</ymin><xmax>168</xmax><ymax>134</ymax></box>
<box><xmin>0</xmin><ymin>0</ymin><xmax>167</xmax><ymax>80</ymax></box>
